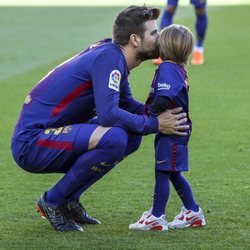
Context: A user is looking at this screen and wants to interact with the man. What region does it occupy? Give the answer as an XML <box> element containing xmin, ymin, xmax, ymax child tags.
<box><xmin>11</xmin><ymin>5</ymin><xmax>190</xmax><ymax>232</ymax></box>
<box><xmin>153</xmin><ymin>0</ymin><xmax>208</xmax><ymax>65</ymax></box>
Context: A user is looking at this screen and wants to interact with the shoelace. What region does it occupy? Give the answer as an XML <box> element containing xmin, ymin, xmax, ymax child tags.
<box><xmin>69</xmin><ymin>202</ymin><xmax>88</xmax><ymax>218</ymax></box>
<box><xmin>174</xmin><ymin>207</ymin><xmax>187</xmax><ymax>220</ymax></box>
<box><xmin>78</xmin><ymin>203</ymin><xmax>87</xmax><ymax>214</ymax></box>
<box><xmin>53</xmin><ymin>205</ymin><xmax>74</xmax><ymax>225</ymax></box>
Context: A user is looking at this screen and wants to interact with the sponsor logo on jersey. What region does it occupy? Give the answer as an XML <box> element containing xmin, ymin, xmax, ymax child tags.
<box><xmin>157</xmin><ymin>82</ymin><xmax>171</xmax><ymax>90</ymax></box>
<box><xmin>100</xmin><ymin>162</ymin><xmax>113</xmax><ymax>167</ymax></box>
<box><xmin>91</xmin><ymin>166</ymin><xmax>104</xmax><ymax>173</ymax></box>
<box><xmin>156</xmin><ymin>159</ymin><xmax>167</xmax><ymax>164</ymax></box>
<box><xmin>108</xmin><ymin>70</ymin><xmax>121</xmax><ymax>92</ymax></box>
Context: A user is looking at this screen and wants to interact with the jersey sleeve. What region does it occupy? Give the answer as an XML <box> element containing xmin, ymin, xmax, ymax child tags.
<box><xmin>91</xmin><ymin>50</ymin><xmax>158</xmax><ymax>135</ymax></box>
<box><xmin>149</xmin><ymin>96</ymin><xmax>172</xmax><ymax>117</ymax></box>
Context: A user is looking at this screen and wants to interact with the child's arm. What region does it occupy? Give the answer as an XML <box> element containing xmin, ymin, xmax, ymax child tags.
<box><xmin>150</xmin><ymin>96</ymin><xmax>172</xmax><ymax>117</ymax></box>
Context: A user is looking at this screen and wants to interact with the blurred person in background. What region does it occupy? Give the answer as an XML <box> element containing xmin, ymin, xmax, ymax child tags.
<box><xmin>153</xmin><ymin>0</ymin><xmax>208</xmax><ymax>65</ymax></box>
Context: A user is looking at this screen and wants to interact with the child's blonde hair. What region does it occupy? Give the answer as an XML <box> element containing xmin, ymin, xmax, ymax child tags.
<box><xmin>159</xmin><ymin>24</ymin><xmax>194</xmax><ymax>65</ymax></box>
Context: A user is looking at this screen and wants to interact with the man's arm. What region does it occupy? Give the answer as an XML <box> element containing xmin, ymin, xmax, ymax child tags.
<box><xmin>158</xmin><ymin>108</ymin><xmax>189</xmax><ymax>136</ymax></box>
<box><xmin>150</xmin><ymin>95</ymin><xmax>172</xmax><ymax>117</ymax></box>
<box><xmin>91</xmin><ymin>51</ymin><xmax>188</xmax><ymax>135</ymax></box>
<box><xmin>120</xmin><ymin>84</ymin><xmax>189</xmax><ymax>136</ymax></box>
<box><xmin>150</xmin><ymin>96</ymin><xmax>189</xmax><ymax>136</ymax></box>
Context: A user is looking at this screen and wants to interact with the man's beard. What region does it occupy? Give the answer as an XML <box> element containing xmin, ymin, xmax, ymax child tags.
<box><xmin>136</xmin><ymin>46</ymin><xmax>159</xmax><ymax>61</ymax></box>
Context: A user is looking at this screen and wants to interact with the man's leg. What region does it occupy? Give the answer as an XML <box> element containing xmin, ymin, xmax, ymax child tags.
<box><xmin>64</xmin><ymin>133</ymin><xmax>142</xmax><ymax>225</ymax></box>
<box><xmin>16</xmin><ymin>124</ymin><xmax>99</xmax><ymax>174</ymax></box>
<box><xmin>23</xmin><ymin>124</ymin><xmax>128</xmax><ymax>231</ymax></box>
<box><xmin>194</xmin><ymin>7</ymin><xmax>208</xmax><ymax>47</ymax></box>
<box><xmin>191</xmin><ymin>0</ymin><xmax>208</xmax><ymax>65</ymax></box>
<box><xmin>153</xmin><ymin>0</ymin><xmax>178</xmax><ymax>65</ymax></box>
<box><xmin>67</xmin><ymin>133</ymin><xmax>142</xmax><ymax>202</ymax></box>
<box><xmin>160</xmin><ymin>0</ymin><xmax>178</xmax><ymax>29</ymax></box>
<box><xmin>45</xmin><ymin>126</ymin><xmax>128</xmax><ymax>205</ymax></box>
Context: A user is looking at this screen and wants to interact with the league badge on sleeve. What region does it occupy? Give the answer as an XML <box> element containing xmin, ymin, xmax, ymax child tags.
<box><xmin>108</xmin><ymin>70</ymin><xmax>121</xmax><ymax>92</ymax></box>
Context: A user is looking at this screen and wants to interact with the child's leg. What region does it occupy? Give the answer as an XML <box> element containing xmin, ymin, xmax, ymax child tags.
<box><xmin>169</xmin><ymin>172</ymin><xmax>199</xmax><ymax>212</ymax></box>
<box><xmin>129</xmin><ymin>169</ymin><xmax>169</xmax><ymax>231</ymax></box>
<box><xmin>152</xmin><ymin>170</ymin><xmax>171</xmax><ymax>217</ymax></box>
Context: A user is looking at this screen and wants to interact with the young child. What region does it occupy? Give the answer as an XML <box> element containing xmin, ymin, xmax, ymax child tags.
<box><xmin>129</xmin><ymin>24</ymin><xmax>206</xmax><ymax>231</ymax></box>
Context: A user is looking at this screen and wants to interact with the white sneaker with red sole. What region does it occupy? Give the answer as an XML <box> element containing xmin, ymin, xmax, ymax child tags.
<box><xmin>168</xmin><ymin>207</ymin><xmax>206</xmax><ymax>229</ymax></box>
<box><xmin>129</xmin><ymin>210</ymin><xmax>168</xmax><ymax>231</ymax></box>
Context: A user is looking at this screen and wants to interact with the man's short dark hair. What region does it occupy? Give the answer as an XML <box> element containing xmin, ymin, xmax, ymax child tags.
<box><xmin>113</xmin><ymin>5</ymin><xmax>160</xmax><ymax>46</ymax></box>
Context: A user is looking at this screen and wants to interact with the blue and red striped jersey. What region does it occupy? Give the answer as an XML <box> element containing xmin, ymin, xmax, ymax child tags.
<box><xmin>146</xmin><ymin>61</ymin><xmax>192</xmax><ymax>143</ymax></box>
<box><xmin>13</xmin><ymin>39</ymin><xmax>158</xmax><ymax>141</ymax></box>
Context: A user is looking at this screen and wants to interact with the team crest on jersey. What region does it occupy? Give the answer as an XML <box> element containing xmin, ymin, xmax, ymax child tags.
<box><xmin>62</xmin><ymin>126</ymin><xmax>72</xmax><ymax>134</ymax></box>
<box><xmin>24</xmin><ymin>95</ymin><xmax>32</xmax><ymax>104</ymax></box>
<box><xmin>108</xmin><ymin>70</ymin><xmax>121</xmax><ymax>92</ymax></box>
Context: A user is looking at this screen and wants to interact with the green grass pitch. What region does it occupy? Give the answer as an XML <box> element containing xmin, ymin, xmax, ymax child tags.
<box><xmin>0</xmin><ymin>5</ymin><xmax>249</xmax><ymax>250</ymax></box>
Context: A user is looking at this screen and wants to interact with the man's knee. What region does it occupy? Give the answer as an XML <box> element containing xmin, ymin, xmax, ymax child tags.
<box><xmin>96</xmin><ymin>127</ymin><xmax>128</xmax><ymax>161</ymax></box>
